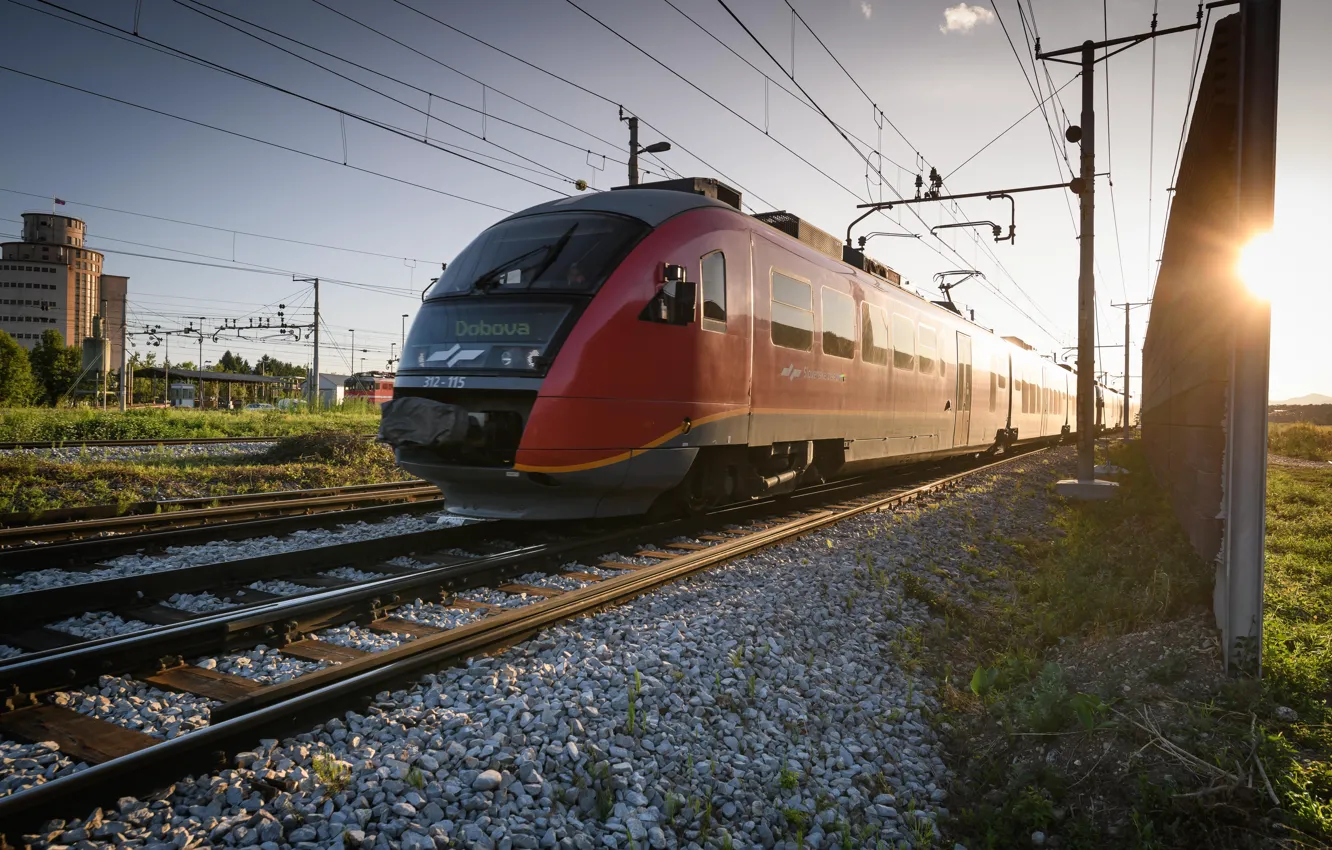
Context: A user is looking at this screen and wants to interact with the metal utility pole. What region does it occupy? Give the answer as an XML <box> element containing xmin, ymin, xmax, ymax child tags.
<box><xmin>1111</xmin><ymin>301</ymin><xmax>1151</xmax><ymax>438</ymax></box>
<box><xmin>620</xmin><ymin>107</ymin><xmax>671</xmax><ymax>186</ymax></box>
<box><xmin>119</xmin><ymin>312</ymin><xmax>127</xmax><ymax>411</ymax></box>
<box><xmin>1039</xmin><ymin>8</ymin><xmax>1202</xmax><ymax>499</ymax></box>
<box><xmin>626</xmin><ymin>115</ymin><xmax>639</xmax><ymax>186</ymax></box>
<box><xmin>349</xmin><ymin>329</ymin><xmax>356</xmax><ymax>375</ymax></box>
<box><xmin>295</xmin><ymin>277</ymin><xmax>319</xmax><ymax>406</ymax></box>
<box><xmin>1222</xmin><ymin>0</ymin><xmax>1280</xmax><ymax>674</ymax></box>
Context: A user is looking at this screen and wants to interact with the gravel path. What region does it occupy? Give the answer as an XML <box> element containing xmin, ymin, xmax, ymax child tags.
<box><xmin>1269</xmin><ymin>452</ymin><xmax>1332</xmax><ymax>469</ymax></box>
<box><xmin>0</xmin><ymin>442</ymin><xmax>276</xmax><ymax>462</ymax></box>
<box><xmin>0</xmin><ymin>513</ymin><xmax>443</xmax><ymax>597</ymax></box>
<box><xmin>20</xmin><ymin>451</ymin><xmax>1065</xmax><ymax>850</ymax></box>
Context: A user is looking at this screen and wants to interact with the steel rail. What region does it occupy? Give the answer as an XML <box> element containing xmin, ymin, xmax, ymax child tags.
<box><xmin>0</xmin><ymin>435</ymin><xmax>374</xmax><ymax>450</ymax></box>
<box><xmin>0</xmin><ymin>483</ymin><xmax>441</xmax><ymax>545</ymax></box>
<box><xmin>0</xmin><ymin>479</ymin><xmax>430</xmax><ymax>530</ymax></box>
<box><xmin>0</xmin><ymin>448</ymin><xmax>1049</xmax><ymax>840</ymax></box>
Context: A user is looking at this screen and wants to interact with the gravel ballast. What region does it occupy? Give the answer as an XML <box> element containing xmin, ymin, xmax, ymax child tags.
<box><xmin>52</xmin><ymin>675</ymin><xmax>215</xmax><ymax>741</ymax></box>
<box><xmin>18</xmin><ymin>451</ymin><xmax>1065</xmax><ymax>850</ymax></box>
<box><xmin>0</xmin><ymin>739</ymin><xmax>86</xmax><ymax>799</ymax></box>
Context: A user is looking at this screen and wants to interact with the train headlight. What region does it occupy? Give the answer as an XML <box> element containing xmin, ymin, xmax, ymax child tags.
<box><xmin>495</xmin><ymin>346</ymin><xmax>546</xmax><ymax>370</ymax></box>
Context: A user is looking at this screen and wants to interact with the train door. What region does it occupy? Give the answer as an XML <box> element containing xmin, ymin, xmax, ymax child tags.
<box><xmin>1040</xmin><ymin>367</ymin><xmax>1049</xmax><ymax>436</ymax></box>
<box><xmin>953</xmin><ymin>332</ymin><xmax>972</xmax><ymax>447</ymax></box>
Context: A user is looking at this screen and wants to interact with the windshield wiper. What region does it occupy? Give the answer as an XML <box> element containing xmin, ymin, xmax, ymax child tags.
<box><xmin>468</xmin><ymin>223</ymin><xmax>579</xmax><ymax>292</ymax></box>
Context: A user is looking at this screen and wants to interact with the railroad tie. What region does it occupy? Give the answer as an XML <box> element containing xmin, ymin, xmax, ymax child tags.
<box><xmin>0</xmin><ymin>705</ymin><xmax>157</xmax><ymax>765</ymax></box>
<box><xmin>279</xmin><ymin>639</ymin><xmax>373</xmax><ymax>665</ymax></box>
<box><xmin>367</xmin><ymin>618</ymin><xmax>443</xmax><ymax>639</ymax></box>
<box><xmin>559</xmin><ymin>571</ymin><xmax>605</xmax><ymax>583</ymax></box>
<box><xmin>498</xmin><ymin>583</ymin><xmax>564</xmax><ymax>598</ymax></box>
<box><xmin>597</xmin><ymin>561</ymin><xmax>654</xmax><ymax>572</ymax></box>
<box><xmin>634</xmin><ymin>550</ymin><xmax>679</xmax><ymax>560</ymax></box>
<box><xmin>143</xmin><ymin>664</ymin><xmax>262</xmax><ymax>703</ymax></box>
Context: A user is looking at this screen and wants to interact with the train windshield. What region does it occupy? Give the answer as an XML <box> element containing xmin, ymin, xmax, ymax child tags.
<box><xmin>427</xmin><ymin>212</ymin><xmax>648</xmax><ymax>297</ymax></box>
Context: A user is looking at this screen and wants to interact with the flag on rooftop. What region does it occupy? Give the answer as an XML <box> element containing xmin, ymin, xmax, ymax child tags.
<box><xmin>53</xmin><ymin>198</ymin><xmax>66</xmax><ymax>205</ymax></box>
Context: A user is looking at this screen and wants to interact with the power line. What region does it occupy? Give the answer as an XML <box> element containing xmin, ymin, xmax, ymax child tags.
<box><xmin>710</xmin><ymin>0</ymin><xmax>1064</xmax><ymax>341</ymax></box>
<box><xmin>382</xmin><ymin>0</ymin><xmax>778</xmax><ymax>212</ymax></box>
<box><xmin>1146</xmin><ymin>0</ymin><xmax>1160</xmax><ymax>290</ymax></box>
<box><xmin>945</xmin><ymin>72</ymin><xmax>1079</xmax><ymax>180</ymax></box>
<box><xmin>0</xmin><ymin>62</ymin><xmax>519</xmax><ymax>214</ymax></box>
<box><xmin>177</xmin><ymin>0</ymin><xmax>668</xmax><ymax>183</ymax></box>
<box><xmin>1103</xmin><ymin>0</ymin><xmax>1129</xmax><ymax>302</ymax></box>
<box><xmin>0</xmin><ymin>187</ymin><xmax>446</xmax><ymax>264</ymax></box>
<box><xmin>1152</xmin><ymin>7</ymin><xmax>1211</xmax><ymax>298</ymax></box>
<box><xmin>18</xmin><ymin>0</ymin><xmax>575</xmax><ymax>196</ymax></box>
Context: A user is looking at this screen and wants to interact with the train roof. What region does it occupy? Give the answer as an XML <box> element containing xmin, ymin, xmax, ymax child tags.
<box><xmin>506</xmin><ymin>183</ymin><xmax>737</xmax><ymax>228</ymax></box>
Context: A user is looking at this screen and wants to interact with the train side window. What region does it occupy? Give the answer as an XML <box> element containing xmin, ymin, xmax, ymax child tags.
<box><xmin>989</xmin><ymin>357</ymin><xmax>998</xmax><ymax>411</ymax></box>
<box><xmin>891</xmin><ymin>313</ymin><xmax>915</xmax><ymax>370</ymax></box>
<box><xmin>918</xmin><ymin>324</ymin><xmax>937</xmax><ymax>375</ymax></box>
<box><xmin>701</xmin><ymin>251</ymin><xmax>726</xmax><ymax>332</ymax></box>
<box><xmin>861</xmin><ymin>303</ymin><xmax>889</xmax><ymax>366</ymax></box>
<box><xmin>771</xmin><ymin>271</ymin><xmax>813</xmax><ymax>351</ymax></box>
<box><xmin>820</xmin><ymin>287</ymin><xmax>855</xmax><ymax>359</ymax></box>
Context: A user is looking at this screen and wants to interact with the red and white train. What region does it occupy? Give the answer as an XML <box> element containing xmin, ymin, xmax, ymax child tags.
<box><xmin>383</xmin><ymin>178</ymin><xmax>1130</xmax><ymax>519</ymax></box>
<box><xmin>345</xmin><ymin>371</ymin><xmax>395</xmax><ymax>406</ymax></box>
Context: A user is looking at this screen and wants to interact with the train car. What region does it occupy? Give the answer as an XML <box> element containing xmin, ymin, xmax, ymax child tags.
<box><xmin>345</xmin><ymin>371</ymin><xmax>395</xmax><ymax>406</ymax></box>
<box><xmin>383</xmin><ymin>177</ymin><xmax>1117</xmax><ymax>519</ymax></box>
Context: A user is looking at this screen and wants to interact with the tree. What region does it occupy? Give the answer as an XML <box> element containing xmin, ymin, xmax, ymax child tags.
<box><xmin>217</xmin><ymin>350</ymin><xmax>252</xmax><ymax>374</ymax></box>
<box><xmin>28</xmin><ymin>330</ymin><xmax>84</xmax><ymax>405</ymax></box>
<box><xmin>254</xmin><ymin>354</ymin><xmax>306</xmax><ymax>378</ymax></box>
<box><xmin>0</xmin><ymin>331</ymin><xmax>36</xmax><ymax>406</ymax></box>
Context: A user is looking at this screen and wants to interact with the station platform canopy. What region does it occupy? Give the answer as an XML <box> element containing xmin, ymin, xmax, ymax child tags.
<box><xmin>132</xmin><ymin>367</ymin><xmax>290</xmax><ymax>386</ymax></box>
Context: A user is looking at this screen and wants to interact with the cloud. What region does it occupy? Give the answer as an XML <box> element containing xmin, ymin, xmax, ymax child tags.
<box><xmin>859</xmin><ymin>1</ymin><xmax>872</xmax><ymax>19</ymax></box>
<box><xmin>939</xmin><ymin>2</ymin><xmax>995</xmax><ymax>34</ymax></box>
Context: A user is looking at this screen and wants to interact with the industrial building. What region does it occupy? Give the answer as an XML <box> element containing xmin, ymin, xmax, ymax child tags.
<box><xmin>0</xmin><ymin>211</ymin><xmax>127</xmax><ymax>370</ymax></box>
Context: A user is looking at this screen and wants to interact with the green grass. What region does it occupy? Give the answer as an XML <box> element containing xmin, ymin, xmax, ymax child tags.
<box><xmin>929</xmin><ymin>447</ymin><xmax>1332</xmax><ymax>848</ymax></box>
<box><xmin>1269</xmin><ymin>422</ymin><xmax>1332</xmax><ymax>462</ymax></box>
<box><xmin>0</xmin><ymin>406</ymin><xmax>379</xmax><ymax>442</ymax></box>
<box><xmin>1261</xmin><ymin>465</ymin><xmax>1332</xmax><ymax>839</ymax></box>
<box><xmin>0</xmin><ymin>433</ymin><xmax>411</xmax><ymax>513</ymax></box>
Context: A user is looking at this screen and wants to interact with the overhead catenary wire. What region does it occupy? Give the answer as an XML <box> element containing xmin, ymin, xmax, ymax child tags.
<box><xmin>1102</xmin><ymin>0</ymin><xmax>1129</xmax><ymax>302</ymax></box>
<box><xmin>188</xmin><ymin>0</ymin><xmax>670</xmax><ymax>182</ymax></box>
<box><xmin>16</xmin><ymin>0</ymin><xmax>576</xmax><ymax>197</ymax></box>
<box><xmin>707</xmin><ymin>0</ymin><xmax>1063</xmax><ymax>341</ymax></box>
<box><xmin>383</xmin><ymin>0</ymin><xmax>779</xmax><ymax>213</ymax></box>
<box><xmin>0</xmin><ymin>187</ymin><xmax>446</xmax><ymax>265</ymax></box>
<box><xmin>0</xmin><ymin>63</ymin><xmax>517</xmax><ymax>214</ymax></box>
<box><xmin>1151</xmin><ymin>6</ymin><xmax>1211</xmax><ymax>298</ymax></box>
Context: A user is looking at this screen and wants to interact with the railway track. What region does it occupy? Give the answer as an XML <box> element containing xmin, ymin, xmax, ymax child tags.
<box><xmin>0</xmin><ymin>435</ymin><xmax>297</xmax><ymax>450</ymax></box>
<box><xmin>0</xmin><ymin>480</ymin><xmax>442</xmax><ymax>554</ymax></box>
<box><xmin>0</xmin><ymin>447</ymin><xmax>1045</xmax><ymax>840</ymax></box>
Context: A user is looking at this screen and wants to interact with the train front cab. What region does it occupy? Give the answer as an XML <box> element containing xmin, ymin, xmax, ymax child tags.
<box><xmin>389</xmin><ymin>191</ymin><xmax>754</xmax><ymax>519</ymax></box>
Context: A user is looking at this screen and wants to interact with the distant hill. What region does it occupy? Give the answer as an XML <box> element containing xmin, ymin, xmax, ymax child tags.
<box><xmin>1274</xmin><ymin>394</ymin><xmax>1332</xmax><ymax>406</ymax></box>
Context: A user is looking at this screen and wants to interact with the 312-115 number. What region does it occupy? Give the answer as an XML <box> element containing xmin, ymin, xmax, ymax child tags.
<box><xmin>422</xmin><ymin>375</ymin><xmax>467</xmax><ymax>388</ymax></box>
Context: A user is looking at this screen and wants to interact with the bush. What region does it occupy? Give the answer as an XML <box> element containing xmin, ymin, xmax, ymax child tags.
<box><xmin>1269</xmin><ymin>422</ymin><xmax>1332</xmax><ymax>462</ymax></box>
<box><xmin>260</xmin><ymin>432</ymin><xmax>387</xmax><ymax>465</ymax></box>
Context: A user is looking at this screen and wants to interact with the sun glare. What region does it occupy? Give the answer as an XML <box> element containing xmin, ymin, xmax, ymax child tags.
<box><xmin>1238</xmin><ymin>231</ymin><xmax>1279</xmax><ymax>301</ymax></box>
<box><xmin>1238</xmin><ymin>224</ymin><xmax>1316</xmax><ymax>303</ymax></box>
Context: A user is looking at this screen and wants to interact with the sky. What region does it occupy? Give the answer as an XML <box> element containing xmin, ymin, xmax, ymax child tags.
<box><xmin>0</xmin><ymin>0</ymin><xmax>1324</xmax><ymax>399</ymax></box>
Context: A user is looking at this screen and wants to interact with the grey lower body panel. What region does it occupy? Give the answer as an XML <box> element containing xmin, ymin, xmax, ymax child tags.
<box><xmin>395</xmin><ymin>447</ymin><xmax>697</xmax><ymax>521</ymax></box>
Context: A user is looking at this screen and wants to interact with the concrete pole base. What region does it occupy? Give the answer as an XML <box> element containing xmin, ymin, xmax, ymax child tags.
<box><xmin>1054</xmin><ymin>479</ymin><xmax>1121</xmax><ymax>500</ymax></box>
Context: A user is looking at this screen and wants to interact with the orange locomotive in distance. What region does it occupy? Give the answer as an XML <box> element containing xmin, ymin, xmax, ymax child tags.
<box><xmin>380</xmin><ymin>177</ymin><xmax>1129</xmax><ymax>521</ymax></box>
<box><xmin>344</xmin><ymin>371</ymin><xmax>395</xmax><ymax>406</ymax></box>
